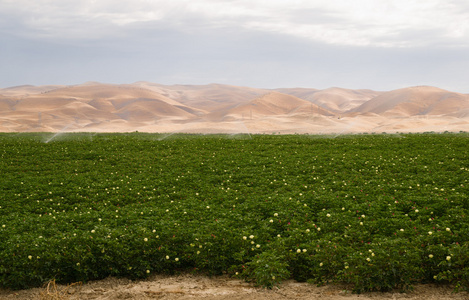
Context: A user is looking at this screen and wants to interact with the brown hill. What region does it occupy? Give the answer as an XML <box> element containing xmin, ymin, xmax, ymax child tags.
<box><xmin>44</xmin><ymin>83</ymin><xmax>197</xmax><ymax>108</ymax></box>
<box><xmin>1</xmin><ymin>82</ymin><xmax>469</xmax><ymax>133</ymax></box>
<box><xmin>351</xmin><ymin>86</ymin><xmax>469</xmax><ymax>117</ymax></box>
<box><xmin>133</xmin><ymin>82</ymin><xmax>269</xmax><ymax>111</ymax></box>
<box><xmin>220</xmin><ymin>92</ymin><xmax>334</xmax><ymax>119</ymax></box>
<box><xmin>114</xmin><ymin>98</ymin><xmax>197</xmax><ymax>121</ymax></box>
<box><xmin>0</xmin><ymin>85</ymin><xmax>65</xmax><ymax>96</ymax></box>
<box><xmin>0</xmin><ymin>83</ymin><xmax>203</xmax><ymax>131</ymax></box>
<box><xmin>276</xmin><ymin>87</ymin><xmax>380</xmax><ymax>113</ymax></box>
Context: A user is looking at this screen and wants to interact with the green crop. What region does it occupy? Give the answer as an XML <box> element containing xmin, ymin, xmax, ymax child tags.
<box><xmin>0</xmin><ymin>132</ymin><xmax>468</xmax><ymax>292</ymax></box>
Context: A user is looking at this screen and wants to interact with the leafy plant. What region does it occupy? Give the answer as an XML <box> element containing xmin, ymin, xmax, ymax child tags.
<box><xmin>0</xmin><ymin>132</ymin><xmax>468</xmax><ymax>292</ymax></box>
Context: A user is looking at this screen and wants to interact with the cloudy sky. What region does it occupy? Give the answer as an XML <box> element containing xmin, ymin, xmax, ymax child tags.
<box><xmin>1</xmin><ymin>0</ymin><xmax>469</xmax><ymax>92</ymax></box>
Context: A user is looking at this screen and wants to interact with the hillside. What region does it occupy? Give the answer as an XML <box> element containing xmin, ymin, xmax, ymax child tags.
<box><xmin>276</xmin><ymin>87</ymin><xmax>381</xmax><ymax>112</ymax></box>
<box><xmin>1</xmin><ymin>82</ymin><xmax>469</xmax><ymax>133</ymax></box>
<box><xmin>351</xmin><ymin>86</ymin><xmax>469</xmax><ymax>117</ymax></box>
<box><xmin>221</xmin><ymin>92</ymin><xmax>333</xmax><ymax>119</ymax></box>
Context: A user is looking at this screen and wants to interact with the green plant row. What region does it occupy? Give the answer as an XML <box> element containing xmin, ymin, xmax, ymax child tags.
<box><xmin>0</xmin><ymin>132</ymin><xmax>468</xmax><ymax>292</ymax></box>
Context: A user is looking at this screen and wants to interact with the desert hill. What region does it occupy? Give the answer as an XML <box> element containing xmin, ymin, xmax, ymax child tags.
<box><xmin>0</xmin><ymin>84</ymin><xmax>65</xmax><ymax>96</ymax></box>
<box><xmin>0</xmin><ymin>83</ymin><xmax>203</xmax><ymax>132</ymax></box>
<box><xmin>350</xmin><ymin>86</ymin><xmax>469</xmax><ymax>117</ymax></box>
<box><xmin>133</xmin><ymin>82</ymin><xmax>269</xmax><ymax>111</ymax></box>
<box><xmin>1</xmin><ymin>82</ymin><xmax>469</xmax><ymax>134</ymax></box>
<box><xmin>221</xmin><ymin>92</ymin><xmax>334</xmax><ymax>119</ymax></box>
<box><xmin>275</xmin><ymin>87</ymin><xmax>381</xmax><ymax>113</ymax></box>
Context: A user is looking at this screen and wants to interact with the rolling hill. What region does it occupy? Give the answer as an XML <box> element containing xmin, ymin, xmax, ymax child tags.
<box><xmin>1</xmin><ymin>82</ymin><xmax>469</xmax><ymax>133</ymax></box>
<box><xmin>350</xmin><ymin>86</ymin><xmax>469</xmax><ymax>117</ymax></box>
<box><xmin>220</xmin><ymin>92</ymin><xmax>334</xmax><ymax>119</ymax></box>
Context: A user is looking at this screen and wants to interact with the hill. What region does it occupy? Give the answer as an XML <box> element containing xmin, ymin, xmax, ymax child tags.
<box><xmin>1</xmin><ymin>82</ymin><xmax>469</xmax><ymax>133</ymax></box>
<box><xmin>220</xmin><ymin>92</ymin><xmax>333</xmax><ymax>119</ymax></box>
<box><xmin>276</xmin><ymin>87</ymin><xmax>380</xmax><ymax>112</ymax></box>
<box><xmin>350</xmin><ymin>86</ymin><xmax>469</xmax><ymax>117</ymax></box>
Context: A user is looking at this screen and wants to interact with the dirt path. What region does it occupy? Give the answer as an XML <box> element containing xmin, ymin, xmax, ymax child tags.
<box><xmin>1</xmin><ymin>274</ymin><xmax>467</xmax><ymax>300</ymax></box>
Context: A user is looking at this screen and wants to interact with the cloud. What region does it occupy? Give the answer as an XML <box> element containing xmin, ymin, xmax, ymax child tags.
<box><xmin>1</xmin><ymin>0</ymin><xmax>469</xmax><ymax>92</ymax></box>
<box><xmin>2</xmin><ymin>0</ymin><xmax>469</xmax><ymax>47</ymax></box>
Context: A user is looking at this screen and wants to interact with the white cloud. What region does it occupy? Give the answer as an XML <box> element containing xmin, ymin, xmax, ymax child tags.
<box><xmin>1</xmin><ymin>0</ymin><xmax>469</xmax><ymax>47</ymax></box>
<box><xmin>1</xmin><ymin>0</ymin><xmax>469</xmax><ymax>92</ymax></box>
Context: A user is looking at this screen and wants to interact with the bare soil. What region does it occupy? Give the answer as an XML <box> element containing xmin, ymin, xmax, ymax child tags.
<box><xmin>0</xmin><ymin>274</ymin><xmax>467</xmax><ymax>300</ymax></box>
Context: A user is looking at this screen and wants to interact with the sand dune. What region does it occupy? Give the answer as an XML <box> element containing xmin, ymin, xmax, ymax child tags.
<box><xmin>1</xmin><ymin>82</ymin><xmax>469</xmax><ymax>134</ymax></box>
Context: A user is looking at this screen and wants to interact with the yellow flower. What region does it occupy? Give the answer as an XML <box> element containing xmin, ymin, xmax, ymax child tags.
<box><xmin>446</xmin><ymin>256</ymin><xmax>451</xmax><ymax>261</ymax></box>
<box><xmin>429</xmin><ymin>254</ymin><xmax>433</xmax><ymax>258</ymax></box>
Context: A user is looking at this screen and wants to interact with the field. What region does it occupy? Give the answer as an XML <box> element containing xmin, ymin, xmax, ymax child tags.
<box><xmin>0</xmin><ymin>132</ymin><xmax>468</xmax><ymax>293</ymax></box>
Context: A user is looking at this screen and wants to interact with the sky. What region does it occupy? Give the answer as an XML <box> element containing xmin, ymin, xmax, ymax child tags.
<box><xmin>1</xmin><ymin>0</ymin><xmax>469</xmax><ymax>92</ymax></box>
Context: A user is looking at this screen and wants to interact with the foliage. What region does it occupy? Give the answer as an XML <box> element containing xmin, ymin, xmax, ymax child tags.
<box><xmin>243</xmin><ymin>251</ymin><xmax>290</xmax><ymax>288</ymax></box>
<box><xmin>0</xmin><ymin>132</ymin><xmax>468</xmax><ymax>292</ymax></box>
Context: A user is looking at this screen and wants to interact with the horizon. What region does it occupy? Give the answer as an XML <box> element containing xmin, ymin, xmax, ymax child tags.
<box><xmin>1</xmin><ymin>81</ymin><xmax>468</xmax><ymax>95</ymax></box>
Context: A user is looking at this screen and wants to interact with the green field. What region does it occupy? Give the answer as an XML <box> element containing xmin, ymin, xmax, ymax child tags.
<box><xmin>1</xmin><ymin>132</ymin><xmax>468</xmax><ymax>292</ymax></box>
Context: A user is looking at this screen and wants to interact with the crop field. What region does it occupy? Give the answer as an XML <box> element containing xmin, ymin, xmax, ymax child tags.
<box><xmin>0</xmin><ymin>132</ymin><xmax>468</xmax><ymax>292</ymax></box>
